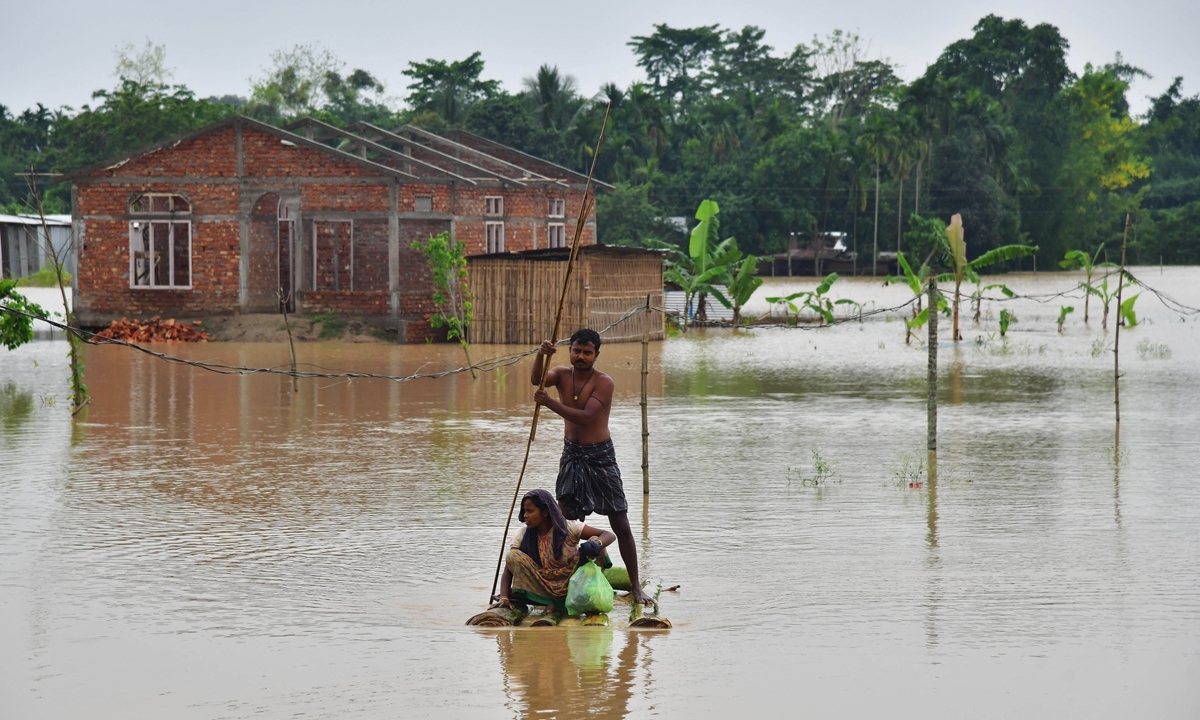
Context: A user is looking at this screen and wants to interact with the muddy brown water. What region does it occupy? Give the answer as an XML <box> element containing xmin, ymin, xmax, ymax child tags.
<box><xmin>2</xmin><ymin>269</ymin><xmax>1199</xmax><ymax>718</ymax></box>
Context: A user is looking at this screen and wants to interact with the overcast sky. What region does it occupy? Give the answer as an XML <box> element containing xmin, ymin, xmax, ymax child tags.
<box><xmin>3</xmin><ymin>0</ymin><xmax>1197</xmax><ymax>117</ymax></box>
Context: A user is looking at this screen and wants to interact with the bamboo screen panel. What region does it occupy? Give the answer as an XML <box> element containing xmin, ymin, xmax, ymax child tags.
<box><xmin>584</xmin><ymin>253</ymin><xmax>664</xmax><ymax>342</ymax></box>
<box><xmin>467</xmin><ymin>258</ymin><xmax>587</xmax><ymax>345</ymax></box>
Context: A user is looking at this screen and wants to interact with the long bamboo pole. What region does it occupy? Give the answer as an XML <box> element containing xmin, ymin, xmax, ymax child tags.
<box><xmin>1114</xmin><ymin>213</ymin><xmax>1129</xmax><ymax>426</ymax></box>
<box><xmin>488</xmin><ymin>103</ymin><xmax>612</xmax><ymax>603</ymax></box>
<box><xmin>927</xmin><ymin>276</ymin><xmax>938</xmax><ymax>451</ymax></box>
<box><xmin>641</xmin><ymin>294</ymin><xmax>650</xmax><ymax>495</ymax></box>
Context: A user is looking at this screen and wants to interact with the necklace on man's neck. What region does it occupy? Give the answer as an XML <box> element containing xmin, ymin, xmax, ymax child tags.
<box><xmin>571</xmin><ymin>367</ymin><xmax>593</xmax><ymax>401</ymax></box>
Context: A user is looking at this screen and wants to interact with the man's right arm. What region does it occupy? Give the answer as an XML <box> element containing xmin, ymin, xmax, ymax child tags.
<box><xmin>531</xmin><ymin>340</ymin><xmax>557</xmax><ymax>386</ymax></box>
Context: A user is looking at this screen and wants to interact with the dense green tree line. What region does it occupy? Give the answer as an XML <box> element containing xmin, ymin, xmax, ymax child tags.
<box><xmin>3</xmin><ymin>16</ymin><xmax>1198</xmax><ymax>264</ymax></box>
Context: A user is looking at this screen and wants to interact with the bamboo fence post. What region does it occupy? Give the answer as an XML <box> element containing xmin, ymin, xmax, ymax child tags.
<box><xmin>641</xmin><ymin>294</ymin><xmax>651</xmax><ymax>495</ymax></box>
<box><xmin>1115</xmin><ymin>214</ymin><xmax>1129</xmax><ymax>426</ymax></box>
<box><xmin>927</xmin><ymin>276</ymin><xmax>938</xmax><ymax>451</ymax></box>
<box><xmin>488</xmin><ymin>103</ymin><xmax>612</xmax><ymax>604</ymax></box>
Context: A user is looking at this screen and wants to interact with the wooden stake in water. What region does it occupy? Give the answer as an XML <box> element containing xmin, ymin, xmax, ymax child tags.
<box><xmin>927</xmin><ymin>275</ymin><xmax>938</xmax><ymax>451</ymax></box>
<box><xmin>1114</xmin><ymin>213</ymin><xmax>1129</xmax><ymax>426</ymax></box>
<box><xmin>641</xmin><ymin>294</ymin><xmax>651</xmax><ymax>495</ymax></box>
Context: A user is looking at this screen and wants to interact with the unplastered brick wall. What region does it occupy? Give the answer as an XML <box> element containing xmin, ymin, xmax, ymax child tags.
<box><xmin>302</xmin><ymin>183</ymin><xmax>390</xmax><ymax>213</ymax></box>
<box><xmin>95</xmin><ymin>127</ymin><xmax>238</xmax><ymax>178</ymax></box>
<box><xmin>75</xmin><ymin>215</ymin><xmax>240</xmax><ymax>321</ymax></box>
<box><xmin>301</xmin><ymin>291</ymin><xmax>389</xmax><ymax>316</ymax></box>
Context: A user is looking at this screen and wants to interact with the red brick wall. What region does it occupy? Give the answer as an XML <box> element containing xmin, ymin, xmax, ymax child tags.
<box><xmin>300</xmin><ymin>291</ymin><xmax>389</xmax><ymax>316</ymax></box>
<box><xmin>77</xmin><ymin>217</ymin><xmax>240</xmax><ymax>320</ymax></box>
<box><xmin>451</xmin><ymin>186</ymin><xmax>595</xmax><ymax>255</ymax></box>
<box><xmin>243</xmin><ymin>127</ymin><xmax>378</xmax><ymax>178</ymax></box>
<box><xmin>95</xmin><ymin>127</ymin><xmax>238</xmax><ymax>178</ymax></box>
<box><xmin>302</xmin><ymin>183</ymin><xmax>389</xmax><ymax>212</ymax></box>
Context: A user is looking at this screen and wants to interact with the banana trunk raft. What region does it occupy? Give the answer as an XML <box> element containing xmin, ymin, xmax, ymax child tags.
<box><xmin>467</xmin><ymin>569</ymin><xmax>673</xmax><ymax>629</ymax></box>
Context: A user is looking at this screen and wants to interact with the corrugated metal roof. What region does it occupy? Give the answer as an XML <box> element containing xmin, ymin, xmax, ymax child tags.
<box><xmin>0</xmin><ymin>214</ymin><xmax>72</xmax><ymax>226</ymax></box>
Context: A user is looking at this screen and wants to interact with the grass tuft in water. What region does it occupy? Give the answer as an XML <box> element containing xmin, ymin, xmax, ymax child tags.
<box><xmin>1135</xmin><ymin>339</ymin><xmax>1171</xmax><ymax>360</ymax></box>
<box><xmin>892</xmin><ymin>452</ymin><xmax>926</xmax><ymax>487</ymax></box>
<box><xmin>787</xmin><ymin>450</ymin><xmax>835</xmax><ymax>487</ymax></box>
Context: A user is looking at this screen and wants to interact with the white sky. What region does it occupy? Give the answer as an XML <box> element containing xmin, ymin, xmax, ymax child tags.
<box><xmin>3</xmin><ymin>0</ymin><xmax>1197</xmax><ymax>117</ymax></box>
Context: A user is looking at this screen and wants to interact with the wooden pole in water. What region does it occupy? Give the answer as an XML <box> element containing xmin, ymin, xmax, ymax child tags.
<box><xmin>927</xmin><ymin>275</ymin><xmax>938</xmax><ymax>451</ymax></box>
<box><xmin>1114</xmin><ymin>213</ymin><xmax>1129</xmax><ymax>426</ymax></box>
<box><xmin>488</xmin><ymin>103</ymin><xmax>612</xmax><ymax>604</ymax></box>
<box><xmin>641</xmin><ymin>294</ymin><xmax>651</xmax><ymax>495</ymax></box>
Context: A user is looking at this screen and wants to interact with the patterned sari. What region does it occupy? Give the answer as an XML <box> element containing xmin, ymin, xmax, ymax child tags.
<box><xmin>506</xmin><ymin>520</ymin><xmax>585</xmax><ymax>611</ymax></box>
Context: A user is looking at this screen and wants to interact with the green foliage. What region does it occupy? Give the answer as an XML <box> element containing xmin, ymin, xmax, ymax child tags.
<box><xmin>310</xmin><ymin>312</ymin><xmax>346</xmax><ymax>338</ymax></box>
<box><xmin>0</xmin><ymin>280</ymin><xmax>48</xmax><ymax>350</ymax></box>
<box><xmin>595</xmin><ymin>182</ymin><xmax>680</xmax><ymax>247</ymax></box>
<box><xmin>14</xmin><ymin>265</ymin><xmax>71</xmax><ymax>288</ymax></box>
<box><xmin>2</xmin><ymin>19</ymin><xmax>1196</xmax><ymax>262</ymax></box>
<box><xmin>412</xmin><ymin>231</ymin><xmax>473</xmax><ymax>345</ymax></box>
<box><xmin>766</xmin><ymin>273</ymin><xmax>856</xmax><ymax>326</ymax></box>
<box><xmin>999</xmin><ymin>308</ymin><xmax>1012</xmax><ymax>337</ymax></box>
<box><xmin>663</xmin><ymin>199</ymin><xmax>744</xmax><ymax>324</ymax></box>
<box><xmin>1118</xmin><ymin>293</ymin><xmax>1140</xmax><ymax>328</ymax></box>
<box><xmin>403</xmin><ymin>52</ymin><xmax>499</xmax><ymax>125</ymax></box>
<box><xmin>1057</xmin><ymin>305</ymin><xmax>1074</xmax><ymax>332</ymax></box>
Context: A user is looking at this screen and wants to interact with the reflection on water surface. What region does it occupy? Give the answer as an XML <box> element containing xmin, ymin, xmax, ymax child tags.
<box><xmin>1</xmin><ymin>269</ymin><xmax>1199</xmax><ymax>718</ymax></box>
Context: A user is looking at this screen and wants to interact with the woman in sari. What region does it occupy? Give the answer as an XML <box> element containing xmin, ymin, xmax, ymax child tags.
<box><xmin>491</xmin><ymin>489</ymin><xmax>616</xmax><ymax>614</ymax></box>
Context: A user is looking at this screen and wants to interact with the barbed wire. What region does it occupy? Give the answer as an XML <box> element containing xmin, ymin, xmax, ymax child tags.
<box><xmin>0</xmin><ymin>304</ymin><xmax>647</xmax><ymax>383</ymax></box>
<box><xmin>3</xmin><ymin>272</ymin><xmax>1196</xmax><ymax>381</ymax></box>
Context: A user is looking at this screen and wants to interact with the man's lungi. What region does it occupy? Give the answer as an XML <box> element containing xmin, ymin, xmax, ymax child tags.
<box><xmin>555</xmin><ymin>438</ymin><xmax>628</xmax><ymax>521</ymax></box>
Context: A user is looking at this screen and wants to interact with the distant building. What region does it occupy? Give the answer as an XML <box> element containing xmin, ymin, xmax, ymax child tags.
<box><xmin>0</xmin><ymin>214</ymin><xmax>73</xmax><ymax>279</ymax></box>
<box><xmin>58</xmin><ymin>116</ymin><xmax>608</xmax><ymax>341</ymax></box>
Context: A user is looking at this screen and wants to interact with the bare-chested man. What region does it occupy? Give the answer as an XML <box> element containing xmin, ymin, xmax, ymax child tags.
<box><xmin>532</xmin><ymin>328</ymin><xmax>652</xmax><ymax>605</ymax></box>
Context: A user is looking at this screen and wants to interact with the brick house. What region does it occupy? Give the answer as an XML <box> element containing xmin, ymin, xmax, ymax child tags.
<box><xmin>62</xmin><ymin>115</ymin><xmax>604</xmax><ymax>341</ymax></box>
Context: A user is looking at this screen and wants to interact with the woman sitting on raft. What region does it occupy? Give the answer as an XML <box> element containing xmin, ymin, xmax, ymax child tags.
<box><xmin>491</xmin><ymin>488</ymin><xmax>616</xmax><ymax>614</ymax></box>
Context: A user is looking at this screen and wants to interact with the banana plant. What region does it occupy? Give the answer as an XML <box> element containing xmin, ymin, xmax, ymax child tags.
<box><xmin>1085</xmin><ymin>274</ymin><xmax>1138</xmax><ymax>331</ymax></box>
<box><xmin>1118</xmin><ymin>293</ymin><xmax>1140</xmax><ymax>328</ymax></box>
<box><xmin>712</xmin><ymin>254</ymin><xmax>762</xmax><ymax>326</ymax></box>
<box><xmin>939</xmin><ymin>213</ymin><xmax>1038</xmax><ymax>341</ymax></box>
<box><xmin>1056</xmin><ymin>306</ymin><xmax>1074</xmax><ymax>333</ymax></box>
<box><xmin>885</xmin><ymin>252</ymin><xmax>946</xmax><ymax>344</ymax></box>
<box><xmin>664</xmin><ymin>199</ymin><xmax>741</xmax><ymax>325</ymax></box>
<box><xmin>766</xmin><ymin>273</ymin><xmax>855</xmax><ymax>326</ymax></box>
<box><xmin>1060</xmin><ymin>245</ymin><xmax>1115</xmax><ymax>324</ymax></box>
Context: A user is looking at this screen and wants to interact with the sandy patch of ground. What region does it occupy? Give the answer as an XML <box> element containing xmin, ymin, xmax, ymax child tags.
<box><xmin>201</xmin><ymin>314</ymin><xmax>393</xmax><ymax>343</ymax></box>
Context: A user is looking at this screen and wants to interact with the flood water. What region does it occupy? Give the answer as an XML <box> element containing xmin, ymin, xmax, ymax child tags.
<box><xmin>2</xmin><ymin>269</ymin><xmax>1199</xmax><ymax>718</ymax></box>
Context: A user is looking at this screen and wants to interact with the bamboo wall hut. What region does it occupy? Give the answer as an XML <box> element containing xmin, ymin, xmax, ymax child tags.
<box><xmin>467</xmin><ymin>246</ymin><xmax>665</xmax><ymax>345</ymax></box>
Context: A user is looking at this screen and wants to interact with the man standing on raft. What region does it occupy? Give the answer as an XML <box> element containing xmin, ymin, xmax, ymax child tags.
<box><xmin>532</xmin><ymin>329</ymin><xmax>653</xmax><ymax>606</ymax></box>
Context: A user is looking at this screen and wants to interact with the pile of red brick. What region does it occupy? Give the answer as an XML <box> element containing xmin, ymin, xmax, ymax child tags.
<box><xmin>96</xmin><ymin>317</ymin><xmax>209</xmax><ymax>343</ymax></box>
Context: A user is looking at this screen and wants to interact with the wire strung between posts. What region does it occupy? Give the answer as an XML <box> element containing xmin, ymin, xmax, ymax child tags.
<box><xmin>0</xmin><ymin>303</ymin><xmax>647</xmax><ymax>384</ymax></box>
<box><xmin>487</xmin><ymin>101</ymin><xmax>613</xmax><ymax>604</ymax></box>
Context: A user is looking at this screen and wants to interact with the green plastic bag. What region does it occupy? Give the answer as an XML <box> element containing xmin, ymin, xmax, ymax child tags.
<box><xmin>565</xmin><ymin>559</ymin><xmax>614</xmax><ymax>615</ymax></box>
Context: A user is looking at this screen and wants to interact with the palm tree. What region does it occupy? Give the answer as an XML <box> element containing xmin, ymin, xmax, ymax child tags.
<box><xmin>523</xmin><ymin>64</ymin><xmax>581</xmax><ymax>130</ymax></box>
<box><xmin>858</xmin><ymin>113</ymin><xmax>896</xmax><ymax>275</ymax></box>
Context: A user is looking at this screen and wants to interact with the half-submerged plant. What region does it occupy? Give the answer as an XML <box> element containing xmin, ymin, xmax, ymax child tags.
<box><xmin>1060</xmin><ymin>245</ymin><xmax>1114</xmax><ymax>324</ymax></box>
<box><xmin>413</xmin><ymin>230</ymin><xmax>475</xmax><ymax>377</ymax></box>
<box><xmin>999</xmin><ymin>308</ymin><xmax>1013</xmax><ymax>337</ymax></box>
<box><xmin>884</xmin><ymin>252</ymin><xmax>947</xmax><ymax>344</ymax></box>
<box><xmin>1086</xmin><ymin>274</ymin><xmax>1137</xmax><ymax>331</ymax></box>
<box><xmin>939</xmin><ymin>214</ymin><xmax>1037</xmax><ymax>341</ymax></box>
<box><xmin>766</xmin><ymin>273</ymin><xmax>855</xmax><ymax>326</ymax></box>
<box><xmin>1056</xmin><ymin>306</ymin><xmax>1074</xmax><ymax>333</ymax></box>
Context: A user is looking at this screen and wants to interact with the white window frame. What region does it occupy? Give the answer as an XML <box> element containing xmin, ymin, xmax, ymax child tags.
<box><xmin>547</xmin><ymin>223</ymin><xmax>566</xmax><ymax>249</ymax></box>
<box><xmin>130</xmin><ymin>192</ymin><xmax>192</xmax><ymax>214</ymax></box>
<box><xmin>549</xmin><ymin>198</ymin><xmax>565</xmax><ymax>218</ymax></box>
<box><xmin>485</xmin><ymin>196</ymin><xmax>504</xmax><ymax>216</ymax></box>
<box><xmin>414</xmin><ymin>196</ymin><xmax>433</xmax><ymax>213</ymax></box>
<box><xmin>129</xmin><ymin>220</ymin><xmax>193</xmax><ymax>289</ymax></box>
<box><xmin>486</xmin><ymin>221</ymin><xmax>505</xmax><ymax>253</ymax></box>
